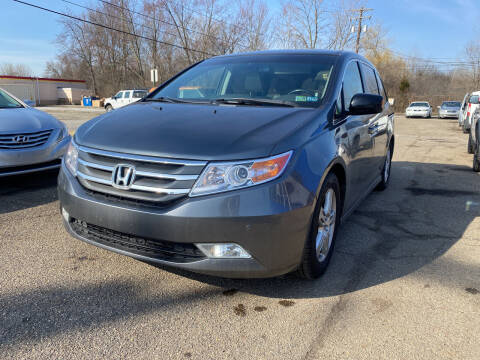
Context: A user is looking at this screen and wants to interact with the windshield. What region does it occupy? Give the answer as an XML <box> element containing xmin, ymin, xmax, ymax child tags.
<box><xmin>442</xmin><ymin>101</ymin><xmax>461</xmax><ymax>108</ymax></box>
<box><xmin>0</xmin><ymin>89</ymin><xmax>23</xmax><ymax>108</ymax></box>
<box><xmin>410</xmin><ymin>102</ymin><xmax>429</xmax><ymax>107</ymax></box>
<box><xmin>149</xmin><ymin>54</ymin><xmax>337</xmax><ymax>108</ymax></box>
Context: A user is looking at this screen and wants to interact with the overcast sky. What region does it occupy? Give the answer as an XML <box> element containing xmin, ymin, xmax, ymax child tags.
<box><xmin>1</xmin><ymin>0</ymin><xmax>478</xmax><ymax>76</ymax></box>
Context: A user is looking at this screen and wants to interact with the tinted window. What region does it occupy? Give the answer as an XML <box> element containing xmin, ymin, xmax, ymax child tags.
<box><xmin>410</xmin><ymin>102</ymin><xmax>429</xmax><ymax>107</ymax></box>
<box><xmin>133</xmin><ymin>90</ymin><xmax>147</xmax><ymax>98</ymax></box>
<box><xmin>441</xmin><ymin>101</ymin><xmax>461</xmax><ymax>108</ymax></box>
<box><xmin>115</xmin><ymin>91</ymin><xmax>123</xmax><ymax>98</ymax></box>
<box><xmin>343</xmin><ymin>61</ymin><xmax>363</xmax><ymax>111</ymax></box>
<box><xmin>151</xmin><ymin>55</ymin><xmax>337</xmax><ymax>108</ymax></box>
<box><xmin>375</xmin><ymin>72</ymin><xmax>387</xmax><ymax>100</ymax></box>
<box><xmin>123</xmin><ymin>91</ymin><xmax>131</xmax><ymax>99</ymax></box>
<box><xmin>360</xmin><ymin>63</ymin><xmax>379</xmax><ymax>95</ymax></box>
<box><xmin>469</xmin><ymin>95</ymin><xmax>479</xmax><ymax>104</ymax></box>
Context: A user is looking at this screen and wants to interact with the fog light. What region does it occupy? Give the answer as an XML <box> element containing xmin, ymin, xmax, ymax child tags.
<box><xmin>196</xmin><ymin>243</ymin><xmax>251</xmax><ymax>259</ymax></box>
<box><xmin>61</xmin><ymin>207</ymin><xmax>70</xmax><ymax>222</ymax></box>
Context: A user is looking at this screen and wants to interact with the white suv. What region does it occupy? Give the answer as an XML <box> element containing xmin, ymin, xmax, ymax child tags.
<box><xmin>104</xmin><ymin>89</ymin><xmax>148</xmax><ymax>112</ymax></box>
<box><xmin>463</xmin><ymin>91</ymin><xmax>480</xmax><ymax>134</ymax></box>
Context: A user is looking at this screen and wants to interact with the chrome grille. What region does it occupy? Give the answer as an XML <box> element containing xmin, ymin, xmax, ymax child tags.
<box><xmin>76</xmin><ymin>145</ymin><xmax>206</xmax><ymax>203</ymax></box>
<box><xmin>0</xmin><ymin>129</ymin><xmax>52</xmax><ymax>149</ymax></box>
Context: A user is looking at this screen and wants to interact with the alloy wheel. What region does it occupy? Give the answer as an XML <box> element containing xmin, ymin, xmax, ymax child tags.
<box><xmin>315</xmin><ymin>188</ymin><xmax>336</xmax><ymax>262</ymax></box>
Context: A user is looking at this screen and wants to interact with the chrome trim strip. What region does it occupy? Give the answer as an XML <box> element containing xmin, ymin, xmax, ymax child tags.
<box><xmin>78</xmin><ymin>158</ymin><xmax>198</xmax><ymax>181</ymax></box>
<box><xmin>77</xmin><ymin>171</ymin><xmax>112</xmax><ymax>186</ymax></box>
<box><xmin>78</xmin><ymin>158</ymin><xmax>114</xmax><ymax>172</ymax></box>
<box><xmin>129</xmin><ymin>183</ymin><xmax>191</xmax><ymax>195</ymax></box>
<box><xmin>77</xmin><ymin>170</ymin><xmax>191</xmax><ymax>195</ymax></box>
<box><xmin>78</xmin><ymin>145</ymin><xmax>207</xmax><ymax>166</ymax></box>
<box><xmin>134</xmin><ymin>170</ymin><xmax>198</xmax><ymax>181</ymax></box>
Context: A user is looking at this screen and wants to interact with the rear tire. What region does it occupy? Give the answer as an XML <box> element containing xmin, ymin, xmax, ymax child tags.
<box><xmin>468</xmin><ymin>133</ymin><xmax>474</xmax><ymax>154</ymax></box>
<box><xmin>297</xmin><ymin>173</ymin><xmax>341</xmax><ymax>279</ymax></box>
<box><xmin>474</xmin><ymin>131</ymin><xmax>480</xmax><ymax>172</ymax></box>
<box><xmin>376</xmin><ymin>145</ymin><xmax>392</xmax><ymax>191</ymax></box>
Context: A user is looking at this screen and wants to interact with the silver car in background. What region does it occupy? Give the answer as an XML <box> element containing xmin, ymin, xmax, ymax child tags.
<box><xmin>438</xmin><ymin>101</ymin><xmax>461</xmax><ymax>119</ymax></box>
<box><xmin>0</xmin><ymin>88</ymin><xmax>70</xmax><ymax>176</ymax></box>
<box><xmin>405</xmin><ymin>101</ymin><xmax>432</xmax><ymax>118</ymax></box>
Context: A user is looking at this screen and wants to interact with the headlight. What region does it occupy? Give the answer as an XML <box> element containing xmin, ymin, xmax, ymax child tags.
<box><xmin>64</xmin><ymin>139</ymin><xmax>78</xmax><ymax>177</ymax></box>
<box><xmin>56</xmin><ymin>124</ymin><xmax>68</xmax><ymax>143</ymax></box>
<box><xmin>190</xmin><ymin>151</ymin><xmax>293</xmax><ymax>197</ymax></box>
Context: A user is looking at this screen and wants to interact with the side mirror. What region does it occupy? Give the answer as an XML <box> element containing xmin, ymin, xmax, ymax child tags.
<box><xmin>349</xmin><ymin>94</ymin><xmax>383</xmax><ymax>115</ymax></box>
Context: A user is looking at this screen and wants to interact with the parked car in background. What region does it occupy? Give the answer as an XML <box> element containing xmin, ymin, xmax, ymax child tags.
<box><xmin>458</xmin><ymin>93</ymin><xmax>470</xmax><ymax>127</ymax></box>
<box><xmin>104</xmin><ymin>89</ymin><xmax>148</xmax><ymax>112</ymax></box>
<box><xmin>438</xmin><ymin>101</ymin><xmax>461</xmax><ymax>119</ymax></box>
<box><xmin>0</xmin><ymin>88</ymin><xmax>70</xmax><ymax>176</ymax></box>
<box><xmin>405</xmin><ymin>102</ymin><xmax>432</xmax><ymax>118</ymax></box>
<box><xmin>59</xmin><ymin>50</ymin><xmax>394</xmax><ymax>279</ymax></box>
<box><xmin>471</xmin><ymin>107</ymin><xmax>480</xmax><ymax>171</ymax></box>
<box><xmin>462</xmin><ymin>92</ymin><xmax>480</xmax><ymax>134</ymax></box>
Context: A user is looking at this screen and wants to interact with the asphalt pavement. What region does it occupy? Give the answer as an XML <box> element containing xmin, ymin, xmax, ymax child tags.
<box><xmin>0</xmin><ymin>109</ymin><xmax>479</xmax><ymax>359</ymax></box>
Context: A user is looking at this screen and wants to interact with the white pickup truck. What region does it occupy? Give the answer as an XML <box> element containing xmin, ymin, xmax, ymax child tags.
<box><xmin>104</xmin><ymin>89</ymin><xmax>148</xmax><ymax>111</ymax></box>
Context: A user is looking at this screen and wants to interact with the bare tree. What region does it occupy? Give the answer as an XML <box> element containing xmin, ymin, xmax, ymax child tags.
<box><xmin>276</xmin><ymin>0</ymin><xmax>328</xmax><ymax>49</ymax></box>
<box><xmin>0</xmin><ymin>63</ymin><xmax>33</xmax><ymax>77</ymax></box>
<box><xmin>465</xmin><ymin>41</ymin><xmax>480</xmax><ymax>89</ymax></box>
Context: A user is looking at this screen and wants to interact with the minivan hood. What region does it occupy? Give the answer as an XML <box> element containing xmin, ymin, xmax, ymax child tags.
<box><xmin>0</xmin><ymin>107</ymin><xmax>62</xmax><ymax>133</ymax></box>
<box><xmin>75</xmin><ymin>102</ymin><xmax>320</xmax><ymax>160</ymax></box>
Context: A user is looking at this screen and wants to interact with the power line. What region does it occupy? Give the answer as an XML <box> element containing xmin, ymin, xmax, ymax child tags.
<box><xmin>59</xmin><ymin>0</ymin><xmax>178</xmax><ymax>39</ymax></box>
<box><xmin>95</xmin><ymin>0</ymin><xmax>250</xmax><ymax>50</ymax></box>
<box><xmin>12</xmin><ymin>0</ymin><xmax>217</xmax><ymax>56</ymax></box>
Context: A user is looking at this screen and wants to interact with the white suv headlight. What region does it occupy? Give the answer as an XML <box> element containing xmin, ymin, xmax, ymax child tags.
<box><xmin>64</xmin><ymin>139</ymin><xmax>78</xmax><ymax>177</ymax></box>
<box><xmin>190</xmin><ymin>151</ymin><xmax>293</xmax><ymax>197</ymax></box>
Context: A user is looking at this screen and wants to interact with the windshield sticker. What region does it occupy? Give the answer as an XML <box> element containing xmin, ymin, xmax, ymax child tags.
<box><xmin>295</xmin><ymin>96</ymin><xmax>319</xmax><ymax>102</ymax></box>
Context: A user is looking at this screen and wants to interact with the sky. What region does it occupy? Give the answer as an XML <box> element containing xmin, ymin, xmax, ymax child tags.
<box><xmin>0</xmin><ymin>0</ymin><xmax>478</xmax><ymax>76</ymax></box>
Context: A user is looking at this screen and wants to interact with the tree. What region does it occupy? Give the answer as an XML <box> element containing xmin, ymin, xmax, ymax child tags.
<box><xmin>276</xmin><ymin>0</ymin><xmax>327</xmax><ymax>49</ymax></box>
<box><xmin>0</xmin><ymin>63</ymin><xmax>33</xmax><ymax>77</ymax></box>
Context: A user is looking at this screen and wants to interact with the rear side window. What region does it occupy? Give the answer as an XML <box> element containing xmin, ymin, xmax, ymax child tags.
<box><xmin>469</xmin><ymin>95</ymin><xmax>479</xmax><ymax>104</ymax></box>
<box><xmin>133</xmin><ymin>90</ymin><xmax>147</xmax><ymax>98</ymax></box>
<box><xmin>343</xmin><ymin>61</ymin><xmax>363</xmax><ymax>111</ymax></box>
<box><xmin>360</xmin><ymin>63</ymin><xmax>379</xmax><ymax>95</ymax></box>
<box><xmin>375</xmin><ymin>72</ymin><xmax>388</xmax><ymax>100</ymax></box>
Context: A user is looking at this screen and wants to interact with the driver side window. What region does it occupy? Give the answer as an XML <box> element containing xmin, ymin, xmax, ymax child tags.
<box><xmin>342</xmin><ymin>61</ymin><xmax>364</xmax><ymax>112</ymax></box>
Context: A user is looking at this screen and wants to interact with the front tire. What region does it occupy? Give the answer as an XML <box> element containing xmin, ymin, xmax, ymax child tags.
<box><xmin>298</xmin><ymin>173</ymin><xmax>341</xmax><ymax>279</ymax></box>
<box><xmin>105</xmin><ymin>104</ymin><xmax>113</xmax><ymax>112</ymax></box>
<box><xmin>376</xmin><ymin>145</ymin><xmax>392</xmax><ymax>191</ymax></box>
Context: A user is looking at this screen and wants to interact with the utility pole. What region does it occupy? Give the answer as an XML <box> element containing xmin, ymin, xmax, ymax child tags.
<box><xmin>351</xmin><ymin>7</ymin><xmax>372</xmax><ymax>54</ymax></box>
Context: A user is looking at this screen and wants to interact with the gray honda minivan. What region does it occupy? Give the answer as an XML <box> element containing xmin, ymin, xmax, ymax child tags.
<box><xmin>58</xmin><ymin>50</ymin><xmax>394</xmax><ymax>279</ymax></box>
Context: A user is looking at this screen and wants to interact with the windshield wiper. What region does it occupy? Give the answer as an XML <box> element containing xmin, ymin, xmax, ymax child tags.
<box><xmin>144</xmin><ymin>96</ymin><xmax>178</xmax><ymax>103</ymax></box>
<box><xmin>144</xmin><ymin>96</ymin><xmax>209</xmax><ymax>104</ymax></box>
<box><xmin>211</xmin><ymin>98</ymin><xmax>299</xmax><ymax>107</ymax></box>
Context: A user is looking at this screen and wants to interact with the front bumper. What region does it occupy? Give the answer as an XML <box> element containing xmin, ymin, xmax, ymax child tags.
<box><xmin>0</xmin><ymin>131</ymin><xmax>70</xmax><ymax>177</ymax></box>
<box><xmin>439</xmin><ymin>111</ymin><xmax>459</xmax><ymax>118</ymax></box>
<box><xmin>406</xmin><ymin>110</ymin><xmax>429</xmax><ymax>117</ymax></box>
<box><xmin>58</xmin><ymin>164</ymin><xmax>314</xmax><ymax>278</ymax></box>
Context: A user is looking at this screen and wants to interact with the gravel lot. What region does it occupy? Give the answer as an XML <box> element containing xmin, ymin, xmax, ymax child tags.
<box><xmin>1</xmin><ymin>108</ymin><xmax>479</xmax><ymax>359</ymax></box>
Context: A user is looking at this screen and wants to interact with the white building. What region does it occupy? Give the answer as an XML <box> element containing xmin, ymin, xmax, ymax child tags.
<box><xmin>0</xmin><ymin>75</ymin><xmax>91</xmax><ymax>105</ymax></box>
